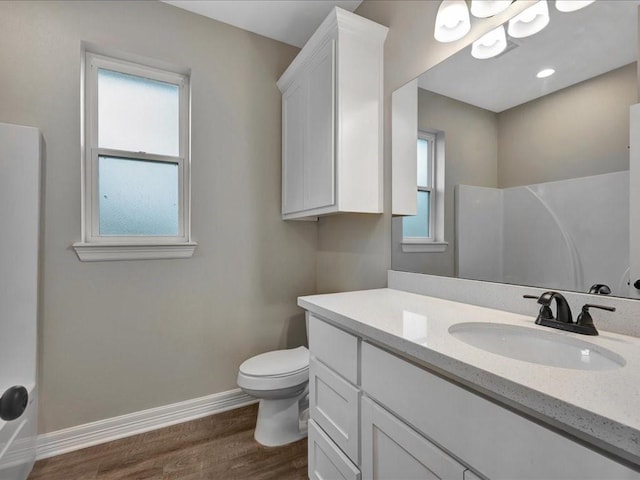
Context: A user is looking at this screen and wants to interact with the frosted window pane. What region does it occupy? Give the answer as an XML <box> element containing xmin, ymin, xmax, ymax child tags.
<box><xmin>403</xmin><ymin>191</ymin><xmax>430</xmax><ymax>238</ymax></box>
<box><xmin>99</xmin><ymin>156</ymin><xmax>179</xmax><ymax>236</ymax></box>
<box><xmin>417</xmin><ymin>138</ymin><xmax>430</xmax><ymax>187</ymax></box>
<box><xmin>98</xmin><ymin>69</ymin><xmax>179</xmax><ymax>156</ymax></box>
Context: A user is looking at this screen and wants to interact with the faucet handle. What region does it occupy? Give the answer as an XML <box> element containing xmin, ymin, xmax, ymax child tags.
<box><xmin>523</xmin><ymin>294</ymin><xmax>553</xmax><ymax>320</ymax></box>
<box><xmin>582</xmin><ymin>304</ymin><xmax>616</xmax><ymax>313</ymax></box>
<box><xmin>576</xmin><ymin>304</ymin><xmax>616</xmax><ymax>336</ymax></box>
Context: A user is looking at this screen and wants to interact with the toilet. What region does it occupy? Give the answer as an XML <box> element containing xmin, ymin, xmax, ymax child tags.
<box><xmin>237</xmin><ymin>346</ymin><xmax>310</xmax><ymax>447</ymax></box>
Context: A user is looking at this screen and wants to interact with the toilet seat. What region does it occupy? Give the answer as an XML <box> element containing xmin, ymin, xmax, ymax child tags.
<box><xmin>238</xmin><ymin>346</ymin><xmax>309</xmax><ymax>391</ymax></box>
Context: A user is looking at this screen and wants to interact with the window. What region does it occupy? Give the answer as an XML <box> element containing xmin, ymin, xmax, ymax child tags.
<box><xmin>73</xmin><ymin>52</ymin><xmax>195</xmax><ymax>261</ymax></box>
<box><xmin>402</xmin><ymin>130</ymin><xmax>447</xmax><ymax>253</ymax></box>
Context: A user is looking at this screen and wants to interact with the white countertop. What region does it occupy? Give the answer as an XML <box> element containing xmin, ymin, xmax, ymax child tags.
<box><xmin>298</xmin><ymin>288</ymin><xmax>640</xmax><ymax>465</ymax></box>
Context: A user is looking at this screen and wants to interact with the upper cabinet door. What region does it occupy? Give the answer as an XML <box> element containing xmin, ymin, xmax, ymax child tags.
<box><xmin>304</xmin><ymin>39</ymin><xmax>336</xmax><ymax>212</ymax></box>
<box><xmin>282</xmin><ymin>81</ymin><xmax>306</xmax><ymax>214</ymax></box>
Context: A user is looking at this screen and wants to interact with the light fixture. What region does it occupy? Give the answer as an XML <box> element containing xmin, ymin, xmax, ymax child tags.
<box><xmin>470</xmin><ymin>0</ymin><xmax>513</xmax><ymax>18</ymax></box>
<box><xmin>471</xmin><ymin>25</ymin><xmax>507</xmax><ymax>59</ymax></box>
<box><xmin>434</xmin><ymin>0</ymin><xmax>471</xmax><ymax>43</ymax></box>
<box><xmin>555</xmin><ymin>0</ymin><xmax>595</xmax><ymax>12</ymax></box>
<box><xmin>536</xmin><ymin>68</ymin><xmax>555</xmax><ymax>78</ymax></box>
<box><xmin>507</xmin><ymin>0</ymin><xmax>550</xmax><ymax>39</ymax></box>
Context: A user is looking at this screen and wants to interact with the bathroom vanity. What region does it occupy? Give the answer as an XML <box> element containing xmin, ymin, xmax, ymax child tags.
<box><xmin>300</xmin><ymin>286</ymin><xmax>640</xmax><ymax>479</ymax></box>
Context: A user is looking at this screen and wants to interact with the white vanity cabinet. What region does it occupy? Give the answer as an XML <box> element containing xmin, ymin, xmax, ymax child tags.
<box><xmin>308</xmin><ymin>314</ymin><xmax>361</xmax><ymax>477</ymax></box>
<box><xmin>277</xmin><ymin>8</ymin><xmax>388</xmax><ymax>220</ymax></box>
<box><xmin>308</xmin><ymin>314</ymin><xmax>470</xmax><ymax>480</ymax></box>
<box><xmin>362</xmin><ymin>342</ymin><xmax>639</xmax><ymax>480</ymax></box>
<box><xmin>306</xmin><ymin>313</ymin><xmax>640</xmax><ymax>480</ymax></box>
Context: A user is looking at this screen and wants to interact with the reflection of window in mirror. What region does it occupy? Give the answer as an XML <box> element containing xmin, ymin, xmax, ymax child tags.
<box><xmin>402</xmin><ymin>130</ymin><xmax>447</xmax><ymax>253</ymax></box>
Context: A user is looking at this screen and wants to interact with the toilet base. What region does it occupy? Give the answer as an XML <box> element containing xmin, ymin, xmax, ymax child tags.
<box><xmin>254</xmin><ymin>392</ymin><xmax>308</xmax><ymax>447</ymax></box>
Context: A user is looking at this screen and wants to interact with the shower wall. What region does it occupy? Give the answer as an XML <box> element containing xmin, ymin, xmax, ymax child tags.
<box><xmin>456</xmin><ymin>171</ymin><xmax>629</xmax><ymax>296</ymax></box>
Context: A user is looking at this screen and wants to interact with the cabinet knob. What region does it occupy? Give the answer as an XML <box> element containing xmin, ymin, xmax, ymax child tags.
<box><xmin>634</xmin><ymin>279</ymin><xmax>640</xmax><ymax>290</ymax></box>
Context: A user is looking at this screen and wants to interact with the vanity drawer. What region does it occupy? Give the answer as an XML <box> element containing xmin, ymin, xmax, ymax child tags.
<box><xmin>310</xmin><ymin>357</ymin><xmax>360</xmax><ymax>463</ymax></box>
<box><xmin>309</xmin><ymin>419</ymin><xmax>361</xmax><ymax>480</ymax></box>
<box><xmin>361</xmin><ymin>341</ymin><xmax>639</xmax><ymax>480</ymax></box>
<box><xmin>308</xmin><ymin>314</ymin><xmax>359</xmax><ymax>384</ymax></box>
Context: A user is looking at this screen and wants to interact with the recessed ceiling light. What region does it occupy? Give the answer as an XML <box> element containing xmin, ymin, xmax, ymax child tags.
<box><xmin>536</xmin><ymin>68</ymin><xmax>555</xmax><ymax>78</ymax></box>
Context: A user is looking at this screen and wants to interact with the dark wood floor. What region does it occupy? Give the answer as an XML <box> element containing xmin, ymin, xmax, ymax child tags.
<box><xmin>28</xmin><ymin>404</ymin><xmax>307</xmax><ymax>480</ymax></box>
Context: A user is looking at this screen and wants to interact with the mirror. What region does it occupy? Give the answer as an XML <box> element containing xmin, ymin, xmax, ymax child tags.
<box><xmin>392</xmin><ymin>0</ymin><xmax>639</xmax><ymax>299</ymax></box>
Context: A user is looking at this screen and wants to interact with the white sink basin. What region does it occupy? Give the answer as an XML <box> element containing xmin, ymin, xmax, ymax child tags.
<box><xmin>448</xmin><ymin>322</ymin><xmax>625</xmax><ymax>370</ymax></box>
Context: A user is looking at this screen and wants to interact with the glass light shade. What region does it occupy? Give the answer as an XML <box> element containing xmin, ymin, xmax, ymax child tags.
<box><xmin>470</xmin><ymin>0</ymin><xmax>512</xmax><ymax>18</ymax></box>
<box><xmin>507</xmin><ymin>0</ymin><xmax>550</xmax><ymax>39</ymax></box>
<box><xmin>555</xmin><ymin>0</ymin><xmax>594</xmax><ymax>12</ymax></box>
<box><xmin>434</xmin><ymin>0</ymin><xmax>471</xmax><ymax>43</ymax></box>
<box><xmin>471</xmin><ymin>25</ymin><xmax>507</xmax><ymax>59</ymax></box>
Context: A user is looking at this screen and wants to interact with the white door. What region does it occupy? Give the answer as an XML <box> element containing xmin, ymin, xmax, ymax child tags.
<box><xmin>0</xmin><ymin>123</ymin><xmax>40</xmax><ymax>480</ymax></box>
<box><xmin>630</xmin><ymin>105</ymin><xmax>640</xmax><ymax>299</ymax></box>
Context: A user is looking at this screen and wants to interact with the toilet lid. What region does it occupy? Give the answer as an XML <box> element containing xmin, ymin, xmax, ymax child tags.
<box><xmin>239</xmin><ymin>346</ymin><xmax>309</xmax><ymax>377</ymax></box>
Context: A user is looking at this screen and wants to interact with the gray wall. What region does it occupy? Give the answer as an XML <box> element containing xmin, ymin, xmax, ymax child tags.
<box><xmin>392</xmin><ymin>89</ymin><xmax>498</xmax><ymax>276</ymax></box>
<box><xmin>498</xmin><ymin>63</ymin><xmax>637</xmax><ymax>188</ymax></box>
<box><xmin>0</xmin><ymin>1</ymin><xmax>317</xmax><ymax>433</ymax></box>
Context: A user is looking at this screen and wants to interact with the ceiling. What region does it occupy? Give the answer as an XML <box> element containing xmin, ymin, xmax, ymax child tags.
<box><xmin>419</xmin><ymin>0</ymin><xmax>639</xmax><ymax>112</ymax></box>
<box><xmin>162</xmin><ymin>0</ymin><xmax>363</xmax><ymax>48</ymax></box>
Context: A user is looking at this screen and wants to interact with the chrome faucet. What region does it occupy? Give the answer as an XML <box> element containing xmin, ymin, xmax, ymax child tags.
<box><xmin>523</xmin><ymin>291</ymin><xmax>615</xmax><ymax>336</ymax></box>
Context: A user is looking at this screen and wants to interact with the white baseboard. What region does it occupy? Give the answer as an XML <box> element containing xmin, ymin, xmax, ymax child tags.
<box><xmin>36</xmin><ymin>388</ymin><xmax>256</xmax><ymax>460</ymax></box>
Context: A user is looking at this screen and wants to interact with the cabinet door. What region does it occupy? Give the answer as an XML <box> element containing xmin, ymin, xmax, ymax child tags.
<box><xmin>305</xmin><ymin>39</ymin><xmax>335</xmax><ymax>211</ymax></box>
<box><xmin>310</xmin><ymin>358</ymin><xmax>360</xmax><ymax>463</ymax></box>
<box><xmin>282</xmin><ymin>80</ymin><xmax>306</xmax><ymax>214</ymax></box>
<box><xmin>361</xmin><ymin>397</ymin><xmax>466</xmax><ymax>480</ymax></box>
<box><xmin>309</xmin><ymin>420</ymin><xmax>360</xmax><ymax>480</ymax></box>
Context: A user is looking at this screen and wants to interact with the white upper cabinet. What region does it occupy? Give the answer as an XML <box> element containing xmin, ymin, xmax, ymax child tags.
<box><xmin>278</xmin><ymin>7</ymin><xmax>388</xmax><ymax>220</ymax></box>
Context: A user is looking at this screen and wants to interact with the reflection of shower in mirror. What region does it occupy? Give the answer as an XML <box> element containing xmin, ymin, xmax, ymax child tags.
<box><xmin>456</xmin><ymin>172</ymin><xmax>629</xmax><ymax>296</ymax></box>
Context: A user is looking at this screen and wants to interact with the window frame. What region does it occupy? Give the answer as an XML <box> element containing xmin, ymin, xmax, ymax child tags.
<box><xmin>74</xmin><ymin>51</ymin><xmax>196</xmax><ymax>261</ymax></box>
<box><xmin>401</xmin><ymin>129</ymin><xmax>447</xmax><ymax>253</ymax></box>
<box><xmin>415</xmin><ymin>131</ymin><xmax>436</xmax><ymax>241</ymax></box>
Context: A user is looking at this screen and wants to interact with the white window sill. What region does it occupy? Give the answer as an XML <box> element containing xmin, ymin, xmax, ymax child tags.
<box><xmin>401</xmin><ymin>240</ymin><xmax>448</xmax><ymax>253</ymax></box>
<box><xmin>72</xmin><ymin>242</ymin><xmax>197</xmax><ymax>262</ymax></box>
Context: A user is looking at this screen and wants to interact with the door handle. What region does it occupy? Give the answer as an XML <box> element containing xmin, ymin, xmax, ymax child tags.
<box><xmin>0</xmin><ymin>386</ymin><xmax>28</xmax><ymax>421</ymax></box>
